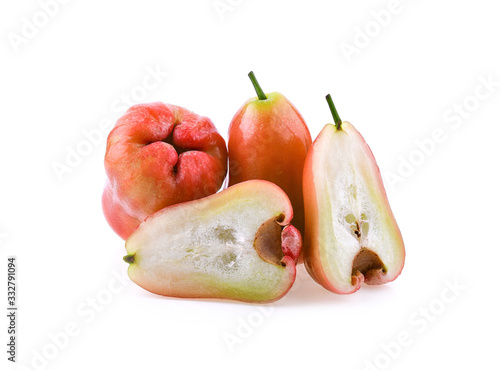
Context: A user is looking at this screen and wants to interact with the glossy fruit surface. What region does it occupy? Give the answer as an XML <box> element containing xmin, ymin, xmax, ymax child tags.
<box><xmin>103</xmin><ymin>102</ymin><xmax>227</xmax><ymax>239</ymax></box>
<box><xmin>228</xmin><ymin>72</ymin><xmax>311</xmax><ymax>237</ymax></box>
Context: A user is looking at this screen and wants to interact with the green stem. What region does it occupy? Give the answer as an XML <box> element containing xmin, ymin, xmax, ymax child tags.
<box><xmin>123</xmin><ymin>254</ymin><xmax>135</xmax><ymax>264</ymax></box>
<box><xmin>248</xmin><ymin>71</ymin><xmax>267</xmax><ymax>100</ymax></box>
<box><xmin>326</xmin><ymin>94</ymin><xmax>342</xmax><ymax>130</ymax></box>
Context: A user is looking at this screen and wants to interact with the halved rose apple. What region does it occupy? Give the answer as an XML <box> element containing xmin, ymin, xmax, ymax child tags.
<box><xmin>124</xmin><ymin>180</ymin><xmax>302</xmax><ymax>303</ymax></box>
<box><xmin>303</xmin><ymin>95</ymin><xmax>405</xmax><ymax>294</ymax></box>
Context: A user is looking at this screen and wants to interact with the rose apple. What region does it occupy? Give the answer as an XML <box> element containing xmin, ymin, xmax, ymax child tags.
<box><xmin>228</xmin><ymin>72</ymin><xmax>312</xmax><ymax>238</ymax></box>
<box><xmin>103</xmin><ymin>102</ymin><xmax>227</xmax><ymax>239</ymax></box>
<box><xmin>303</xmin><ymin>95</ymin><xmax>405</xmax><ymax>294</ymax></box>
<box><xmin>123</xmin><ymin>180</ymin><xmax>302</xmax><ymax>303</ymax></box>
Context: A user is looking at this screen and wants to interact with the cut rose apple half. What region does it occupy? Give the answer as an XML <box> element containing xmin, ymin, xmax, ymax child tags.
<box><xmin>303</xmin><ymin>95</ymin><xmax>405</xmax><ymax>294</ymax></box>
<box><xmin>124</xmin><ymin>180</ymin><xmax>302</xmax><ymax>303</ymax></box>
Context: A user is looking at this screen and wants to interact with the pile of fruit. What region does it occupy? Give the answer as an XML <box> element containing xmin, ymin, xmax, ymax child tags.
<box><xmin>102</xmin><ymin>72</ymin><xmax>405</xmax><ymax>303</ymax></box>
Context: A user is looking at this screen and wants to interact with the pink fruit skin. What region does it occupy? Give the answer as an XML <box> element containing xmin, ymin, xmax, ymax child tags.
<box><xmin>281</xmin><ymin>225</ymin><xmax>302</xmax><ymax>265</ymax></box>
<box><xmin>103</xmin><ymin>102</ymin><xmax>227</xmax><ymax>239</ymax></box>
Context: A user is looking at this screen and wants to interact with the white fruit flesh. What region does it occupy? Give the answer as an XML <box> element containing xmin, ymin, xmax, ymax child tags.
<box><xmin>125</xmin><ymin>181</ymin><xmax>296</xmax><ymax>303</ymax></box>
<box><xmin>307</xmin><ymin>123</ymin><xmax>404</xmax><ymax>294</ymax></box>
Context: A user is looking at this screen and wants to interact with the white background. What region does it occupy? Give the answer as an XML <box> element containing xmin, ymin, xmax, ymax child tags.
<box><xmin>1</xmin><ymin>1</ymin><xmax>499</xmax><ymax>369</ymax></box>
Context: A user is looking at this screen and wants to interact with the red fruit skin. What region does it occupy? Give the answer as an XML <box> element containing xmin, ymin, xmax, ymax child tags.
<box><xmin>302</xmin><ymin>137</ymin><xmax>332</xmax><ymax>291</ymax></box>
<box><xmin>228</xmin><ymin>92</ymin><xmax>312</xmax><ymax>238</ymax></box>
<box><xmin>281</xmin><ymin>225</ymin><xmax>302</xmax><ymax>265</ymax></box>
<box><xmin>103</xmin><ymin>102</ymin><xmax>227</xmax><ymax>239</ymax></box>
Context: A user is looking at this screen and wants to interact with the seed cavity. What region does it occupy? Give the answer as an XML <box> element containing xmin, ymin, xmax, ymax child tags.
<box><xmin>254</xmin><ymin>216</ymin><xmax>284</xmax><ymax>266</ymax></box>
<box><xmin>345</xmin><ymin>213</ymin><xmax>356</xmax><ymax>224</ymax></box>
<box><xmin>345</xmin><ymin>213</ymin><xmax>369</xmax><ymax>239</ymax></box>
<box><xmin>351</xmin><ymin>248</ymin><xmax>386</xmax><ymax>285</ymax></box>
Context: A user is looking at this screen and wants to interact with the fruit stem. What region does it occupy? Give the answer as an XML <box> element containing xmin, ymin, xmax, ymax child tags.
<box><xmin>123</xmin><ymin>254</ymin><xmax>135</xmax><ymax>264</ymax></box>
<box><xmin>248</xmin><ymin>71</ymin><xmax>267</xmax><ymax>100</ymax></box>
<box><xmin>326</xmin><ymin>94</ymin><xmax>342</xmax><ymax>130</ymax></box>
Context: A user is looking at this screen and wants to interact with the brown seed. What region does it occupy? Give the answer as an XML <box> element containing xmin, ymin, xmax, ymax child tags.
<box><xmin>254</xmin><ymin>217</ymin><xmax>284</xmax><ymax>266</ymax></box>
<box><xmin>351</xmin><ymin>248</ymin><xmax>386</xmax><ymax>285</ymax></box>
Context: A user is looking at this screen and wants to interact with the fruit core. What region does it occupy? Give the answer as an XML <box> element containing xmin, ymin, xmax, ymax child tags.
<box><xmin>345</xmin><ymin>213</ymin><xmax>386</xmax><ymax>285</ymax></box>
<box><xmin>351</xmin><ymin>248</ymin><xmax>386</xmax><ymax>285</ymax></box>
<box><xmin>254</xmin><ymin>216</ymin><xmax>286</xmax><ymax>266</ymax></box>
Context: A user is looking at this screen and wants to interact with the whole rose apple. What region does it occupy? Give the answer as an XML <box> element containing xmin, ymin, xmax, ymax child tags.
<box><xmin>103</xmin><ymin>102</ymin><xmax>227</xmax><ymax>239</ymax></box>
